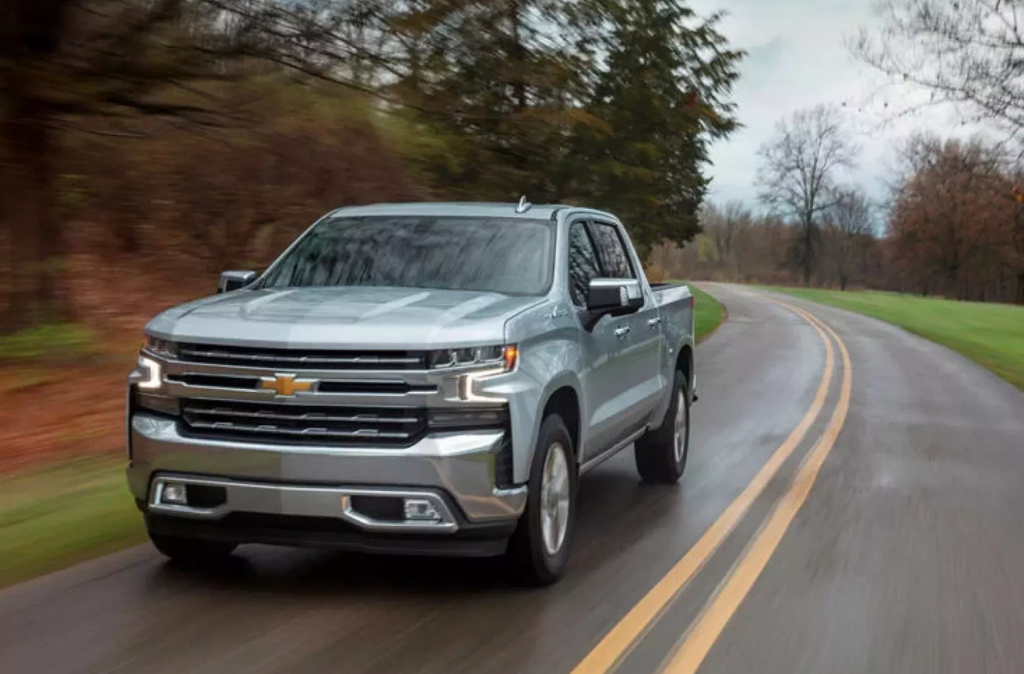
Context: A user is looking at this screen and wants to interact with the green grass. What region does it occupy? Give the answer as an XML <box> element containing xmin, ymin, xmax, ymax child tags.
<box><xmin>0</xmin><ymin>323</ymin><xmax>97</xmax><ymax>361</ymax></box>
<box><xmin>766</xmin><ymin>287</ymin><xmax>1024</xmax><ymax>391</ymax></box>
<box><xmin>0</xmin><ymin>456</ymin><xmax>144</xmax><ymax>588</ymax></box>
<box><xmin>690</xmin><ymin>284</ymin><xmax>726</xmax><ymax>343</ymax></box>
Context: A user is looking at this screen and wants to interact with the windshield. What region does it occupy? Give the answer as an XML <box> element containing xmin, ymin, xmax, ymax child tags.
<box><xmin>260</xmin><ymin>215</ymin><xmax>554</xmax><ymax>296</ymax></box>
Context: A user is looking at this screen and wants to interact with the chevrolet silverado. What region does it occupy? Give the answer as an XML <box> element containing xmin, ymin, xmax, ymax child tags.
<box><xmin>127</xmin><ymin>200</ymin><xmax>696</xmax><ymax>584</ymax></box>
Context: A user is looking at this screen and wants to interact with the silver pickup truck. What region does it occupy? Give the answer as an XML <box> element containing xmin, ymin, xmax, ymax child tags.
<box><xmin>127</xmin><ymin>201</ymin><xmax>696</xmax><ymax>584</ymax></box>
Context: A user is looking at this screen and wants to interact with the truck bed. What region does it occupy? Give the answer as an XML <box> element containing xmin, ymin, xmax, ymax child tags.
<box><xmin>650</xmin><ymin>282</ymin><xmax>694</xmax><ymax>380</ymax></box>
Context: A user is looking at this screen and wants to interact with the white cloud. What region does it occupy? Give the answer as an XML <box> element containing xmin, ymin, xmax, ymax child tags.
<box><xmin>689</xmin><ymin>0</ymin><xmax>992</xmax><ymax>210</ymax></box>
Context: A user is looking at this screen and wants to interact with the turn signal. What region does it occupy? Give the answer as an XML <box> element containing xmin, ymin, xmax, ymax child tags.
<box><xmin>503</xmin><ymin>345</ymin><xmax>518</xmax><ymax>371</ymax></box>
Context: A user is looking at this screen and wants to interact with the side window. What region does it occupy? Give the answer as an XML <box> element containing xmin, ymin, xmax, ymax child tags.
<box><xmin>568</xmin><ymin>221</ymin><xmax>601</xmax><ymax>306</ymax></box>
<box><xmin>590</xmin><ymin>223</ymin><xmax>636</xmax><ymax>279</ymax></box>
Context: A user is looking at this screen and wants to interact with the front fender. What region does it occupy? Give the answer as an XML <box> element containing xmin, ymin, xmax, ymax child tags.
<box><xmin>491</xmin><ymin>302</ymin><xmax>585</xmax><ymax>484</ymax></box>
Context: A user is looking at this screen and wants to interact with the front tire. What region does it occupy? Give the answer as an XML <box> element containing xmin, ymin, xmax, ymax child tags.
<box><xmin>635</xmin><ymin>369</ymin><xmax>690</xmax><ymax>484</ymax></box>
<box><xmin>148</xmin><ymin>531</ymin><xmax>237</xmax><ymax>564</ymax></box>
<box><xmin>507</xmin><ymin>414</ymin><xmax>578</xmax><ymax>585</ymax></box>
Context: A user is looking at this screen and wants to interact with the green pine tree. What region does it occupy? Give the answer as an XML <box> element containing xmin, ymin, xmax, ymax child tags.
<box><xmin>574</xmin><ymin>0</ymin><xmax>743</xmax><ymax>257</ymax></box>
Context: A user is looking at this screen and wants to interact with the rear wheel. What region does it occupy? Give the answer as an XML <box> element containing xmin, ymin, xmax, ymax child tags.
<box><xmin>635</xmin><ymin>369</ymin><xmax>689</xmax><ymax>484</ymax></box>
<box><xmin>148</xmin><ymin>531</ymin><xmax>237</xmax><ymax>564</ymax></box>
<box><xmin>506</xmin><ymin>414</ymin><xmax>577</xmax><ymax>585</ymax></box>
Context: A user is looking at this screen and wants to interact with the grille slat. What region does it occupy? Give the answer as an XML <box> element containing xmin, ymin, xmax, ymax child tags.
<box><xmin>182</xmin><ymin>405</ymin><xmax>420</xmax><ymax>425</ymax></box>
<box><xmin>168</xmin><ymin>375</ymin><xmax>435</xmax><ymax>396</ymax></box>
<box><xmin>181</xmin><ymin>399</ymin><xmax>426</xmax><ymax>447</ymax></box>
<box><xmin>167</xmin><ymin>374</ymin><xmax>260</xmax><ymax>390</ymax></box>
<box><xmin>178</xmin><ymin>344</ymin><xmax>427</xmax><ymax>371</ymax></box>
<box><xmin>188</xmin><ymin>420</ymin><xmax>413</xmax><ymax>441</ymax></box>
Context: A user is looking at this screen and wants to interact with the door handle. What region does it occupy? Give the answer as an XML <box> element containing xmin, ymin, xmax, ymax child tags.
<box><xmin>614</xmin><ymin>326</ymin><xmax>631</xmax><ymax>339</ymax></box>
<box><xmin>647</xmin><ymin>317</ymin><xmax>661</xmax><ymax>328</ymax></box>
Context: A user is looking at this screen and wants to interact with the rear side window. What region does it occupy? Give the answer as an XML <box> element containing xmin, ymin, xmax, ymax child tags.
<box><xmin>590</xmin><ymin>223</ymin><xmax>635</xmax><ymax>279</ymax></box>
<box><xmin>568</xmin><ymin>221</ymin><xmax>601</xmax><ymax>306</ymax></box>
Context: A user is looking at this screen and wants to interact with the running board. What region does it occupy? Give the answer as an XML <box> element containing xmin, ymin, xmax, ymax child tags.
<box><xmin>579</xmin><ymin>428</ymin><xmax>647</xmax><ymax>475</ymax></box>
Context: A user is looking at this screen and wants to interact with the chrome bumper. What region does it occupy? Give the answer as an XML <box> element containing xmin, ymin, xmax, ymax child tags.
<box><xmin>127</xmin><ymin>413</ymin><xmax>527</xmax><ymax>533</ymax></box>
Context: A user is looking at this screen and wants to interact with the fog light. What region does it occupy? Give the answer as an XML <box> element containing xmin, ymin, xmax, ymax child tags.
<box><xmin>161</xmin><ymin>483</ymin><xmax>188</xmax><ymax>505</ymax></box>
<box><xmin>403</xmin><ymin>498</ymin><xmax>441</xmax><ymax>522</ymax></box>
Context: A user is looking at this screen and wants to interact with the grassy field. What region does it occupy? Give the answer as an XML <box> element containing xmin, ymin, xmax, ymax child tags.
<box><xmin>768</xmin><ymin>287</ymin><xmax>1024</xmax><ymax>391</ymax></box>
<box><xmin>0</xmin><ymin>457</ymin><xmax>144</xmax><ymax>588</ymax></box>
<box><xmin>690</xmin><ymin>284</ymin><xmax>726</xmax><ymax>343</ymax></box>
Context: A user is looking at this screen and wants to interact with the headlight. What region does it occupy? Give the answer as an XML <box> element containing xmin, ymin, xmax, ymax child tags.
<box><xmin>143</xmin><ymin>335</ymin><xmax>178</xmax><ymax>359</ymax></box>
<box><xmin>131</xmin><ymin>355</ymin><xmax>163</xmax><ymax>390</ymax></box>
<box><xmin>429</xmin><ymin>345</ymin><xmax>517</xmax><ymax>372</ymax></box>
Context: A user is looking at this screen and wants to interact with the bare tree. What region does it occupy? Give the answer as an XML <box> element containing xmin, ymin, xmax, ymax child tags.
<box><xmin>852</xmin><ymin>0</ymin><xmax>1024</xmax><ymax>148</ymax></box>
<box><xmin>826</xmin><ymin>188</ymin><xmax>874</xmax><ymax>290</ymax></box>
<box><xmin>711</xmin><ymin>200</ymin><xmax>753</xmax><ymax>279</ymax></box>
<box><xmin>756</xmin><ymin>105</ymin><xmax>859</xmax><ymax>284</ymax></box>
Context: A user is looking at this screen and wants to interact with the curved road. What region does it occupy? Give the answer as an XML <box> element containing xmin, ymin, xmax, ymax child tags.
<box><xmin>4</xmin><ymin>285</ymin><xmax>1024</xmax><ymax>674</ymax></box>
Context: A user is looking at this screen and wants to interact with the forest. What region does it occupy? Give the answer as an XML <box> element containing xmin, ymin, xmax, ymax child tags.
<box><xmin>0</xmin><ymin>0</ymin><xmax>742</xmax><ymax>338</ymax></box>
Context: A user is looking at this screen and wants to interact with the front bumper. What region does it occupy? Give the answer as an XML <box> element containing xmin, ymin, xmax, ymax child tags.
<box><xmin>144</xmin><ymin>510</ymin><xmax>517</xmax><ymax>556</ymax></box>
<box><xmin>128</xmin><ymin>413</ymin><xmax>527</xmax><ymax>545</ymax></box>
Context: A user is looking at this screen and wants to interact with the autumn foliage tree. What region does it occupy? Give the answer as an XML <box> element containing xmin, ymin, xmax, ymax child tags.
<box><xmin>887</xmin><ymin>133</ymin><xmax>1023</xmax><ymax>301</ymax></box>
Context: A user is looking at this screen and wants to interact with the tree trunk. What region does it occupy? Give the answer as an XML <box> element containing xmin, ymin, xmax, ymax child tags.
<box><xmin>0</xmin><ymin>220</ymin><xmax>34</xmax><ymax>334</ymax></box>
<box><xmin>33</xmin><ymin>121</ymin><xmax>62</xmax><ymax>319</ymax></box>
<box><xmin>0</xmin><ymin>99</ymin><xmax>65</xmax><ymax>334</ymax></box>
<box><xmin>0</xmin><ymin>0</ymin><xmax>79</xmax><ymax>334</ymax></box>
<box><xmin>1016</xmin><ymin>271</ymin><xmax>1024</xmax><ymax>305</ymax></box>
<box><xmin>509</xmin><ymin>0</ymin><xmax>527</xmax><ymax>111</ymax></box>
<box><xmin>802</xmin><ymin>216</ymin><xmax>813</xmax><ymax>286</ymax></box>
<box><xmin>0</xmin><ymin>116</ymin><xmax>36</xmax><ymax>333</ymax></box>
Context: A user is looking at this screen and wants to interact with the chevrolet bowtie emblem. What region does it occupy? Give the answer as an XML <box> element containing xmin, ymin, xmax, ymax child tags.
<box><xmin>259</xmin><ymin>374</ymin><xmax>316</xmax><ymax>396</ymax></box>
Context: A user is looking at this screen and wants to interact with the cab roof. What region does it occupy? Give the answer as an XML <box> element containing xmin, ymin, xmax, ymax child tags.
<box><xmin>326</xmin><ymin>202</ymin><xmax>617</xmax><ymax>222</ymax></box>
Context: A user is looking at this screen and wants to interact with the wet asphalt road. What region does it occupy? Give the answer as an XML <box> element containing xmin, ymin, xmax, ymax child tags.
<box><xmin>3</xmin><ymin>284</ymin><xmax>1024</xmax><ymax>674</ymax></box>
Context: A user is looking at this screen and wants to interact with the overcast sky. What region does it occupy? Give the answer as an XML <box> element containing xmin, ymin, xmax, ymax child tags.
<box><xmin>689</xmin><ymin>0</ymin><xmax>989</xmax><ymax>211</ymax></box>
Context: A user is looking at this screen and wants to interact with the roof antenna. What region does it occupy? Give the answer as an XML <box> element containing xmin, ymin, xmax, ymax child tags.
<box><xmin>515</xmin><ymin>195</ymin><xmax>532</xmax><ymax>214</ymax></box>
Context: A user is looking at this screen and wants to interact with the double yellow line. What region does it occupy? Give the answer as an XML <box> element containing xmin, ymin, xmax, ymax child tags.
<box><xmin>571</xmin><ymin>299</ymin><xmax>853</xmax><ymax>674</ymax></box>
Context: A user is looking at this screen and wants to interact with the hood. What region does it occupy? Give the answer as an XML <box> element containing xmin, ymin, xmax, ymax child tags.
<box><xmin>146</xmin><ymin>286</ymin><xmax>546</xmax><ymax>349</ymax></box>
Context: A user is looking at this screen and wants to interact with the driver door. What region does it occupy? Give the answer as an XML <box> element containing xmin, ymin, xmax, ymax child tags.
<box><xmin>569</xmin><ymin>220</ymin><xmax>638</xmax><ymax>462</ymax></box>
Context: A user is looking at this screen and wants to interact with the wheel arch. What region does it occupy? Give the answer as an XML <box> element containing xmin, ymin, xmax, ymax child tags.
<box><xmin>521</xmin><ymin>374</ymin><xmax>585</xmax><ymax>484</ymax></box>
<box><xmin>540</xmin><ymin>386</ymin><xmax>582</xmax><ymax>461</ymax></box>
<box><xmin>677</xmin><ymin>343</ymin><xmax>693</xmax><ymax>388</ymax></box>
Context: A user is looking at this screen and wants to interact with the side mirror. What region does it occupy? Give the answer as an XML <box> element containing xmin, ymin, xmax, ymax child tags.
<box><xmin>583</xmin><ymin>278</ymin><xmax>643</xmax><ymax>330</ymax></box>
<box><xmin>218</xmin><ymin>270</ymin><xmax>257</xmax><ymax>294</ymax></box>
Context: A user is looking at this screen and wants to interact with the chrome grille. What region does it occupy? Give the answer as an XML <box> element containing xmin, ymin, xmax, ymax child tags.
<box><xmin>177</xmin><ymin>344</ymin><xmax>427</xmax><ymax>371</ymax></box>
<box><xmin>167</xmin><ymin>374</ymin><xmax>436</xmax><ymax>396</ymax></box>
<box><xmin>181</xmin><ymin>399</ymin><xmax>426</xmax><ymax>447</ymax></box>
